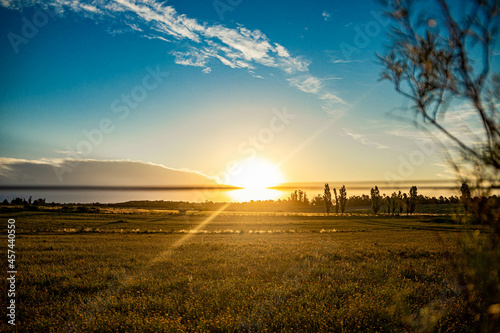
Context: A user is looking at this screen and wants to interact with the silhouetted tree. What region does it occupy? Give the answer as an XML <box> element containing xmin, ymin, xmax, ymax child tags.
<box><xmin>333</xmin><ymin>188</ymin><xmax>339</xmax><ymax>214</ymax></box>
<box><xmin>370</xmin><ymin>186</ymin><xmax>382</xmax><ymax>214</ymax></box>
<box><xmin>385</xmin><ymin>193</ymin><xmax>394</xmax><ymax>216</ymax></box>
<box><xmin>339</xmin><ymin>185</ymin><xmax>347</xmax><ymax>214</ymax></box>
<box><xmin>348</xmin><ymin>194</ymin><xmax>370</xmax><ymax>206</ymax></box>
<box><xmin>460</xmin><ymin>182</ymin><xmax>472</xmax><ymax>212</ymax></box>
<box><xmin>381</xmin><ymin>194</ymin><xmax>388</xmax><ymax>214</ymax></box>
<box><xmin>303</xmin><ymin>192</ymin><xmax>309</xmax><ymax>205</ymax></box>
<box><xmin>390</xmin><ymin>192</ymin><xmax>398</xmax><ymax>216</ymax></box>
<box><xmin>409</xmin><ymin>186</ymin><xmax>418</xmax><ymax>214</ymax></box>
<box><xmin>11</xmin><ymin>198</ymin><xmax>24</xmax><ymax>205</ymax></box>
<box><xmin>403</xmin><ymin>193</ymin><xmax>410</xmax><ymax>216</ymax></box>
<box><xmin>32</xmin><ymin>198</ymin><xmax>46</xmax><ymax>206</ymax></box>
<box><xmin>397</xmin><ymin>191</ymin><xmax>404</xmax><ymax>215</ymax></box>
<box><xmin>323</xmin><ymin>184</ymin><xmax>332</xmax><ymax>215</ymax></box>
<box><xmin>311</xmin><ymin>195</ymin><xmax>323</xmax><ymax>206</ymax></box>
<box><xmin>382</xmin><ymin>194</ymin><xmax>388</xmax><ymax>213</ymax></box>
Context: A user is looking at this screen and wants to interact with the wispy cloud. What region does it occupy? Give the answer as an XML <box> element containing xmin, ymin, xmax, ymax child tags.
<box><xmin>324</xmin><ymin>50</ymin><xmax>363</xmax><ymax>64</ymax></box>
<box><xmin>144</xmin><ymin>35</ymin><xmax>172</xmax><ymax>43</ymax></box>
<box><xmin>173</xmin><ymin>48</ymin><xmax>209</xmax><ymax>67</ymax></box>
<box><xmin>381</xmin><ymin>101</ymin><xmax>491</xmax><ymax>178</ymax></box>
<box><xmin>288</xmin><ymin>75</ymin><xmax>348</xmax><ymax>115</ymax></box>
<box><xmin>288</xmin><ymin>75</ymin><xmax>322</xmax><ymax>94</ymax></box>
<box><xmin>1</xmin><ymin>0</ymin><xmax>345</xmax><ymax>116</ymax></box>
<box><xmin>384</xmin><ymin>102</ymin><xmax>485</xmax><ymax>147</ymax></box>
<box><xmin>330</xmin><ymin>58</ymin><xmax>364</xmax><ymax>64</ymax></box>
<box><xmin>342</xmin><ymin>128</ymin><xmax>389</xmax><ymax>149</ymax></box>
<box><xmin>11</xmin><ymin>0</ymin><xmax>308</xmax><ymax>74</ymax></box>
<box><xmin>433</xmin><ymin>161</ymin><xmax>461</xmax><ymax>179</ymax></box>
<box><xmin>322</xmin><ymin>11</ymin><xmax>331</xmax><ymax>21</ymax></box>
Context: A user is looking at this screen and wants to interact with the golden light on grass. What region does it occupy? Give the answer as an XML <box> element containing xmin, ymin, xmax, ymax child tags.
<box><xmin>228</xmin><ymin>188</ymin><xmax>283</xmax><ymax>202</ymax></box>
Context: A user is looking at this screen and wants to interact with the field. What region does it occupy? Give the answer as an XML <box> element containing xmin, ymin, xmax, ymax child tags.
<box><xmin>1</xmin><ymin>208</ymin><xmax>480</xmax><ymax>332</ymax></box>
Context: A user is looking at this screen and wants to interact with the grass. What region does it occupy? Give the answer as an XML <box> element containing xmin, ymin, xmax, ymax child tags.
<box><xmin>1</xmin><ymin>210</ymin><xmax>480</xmax><ymax>332</ymax></box>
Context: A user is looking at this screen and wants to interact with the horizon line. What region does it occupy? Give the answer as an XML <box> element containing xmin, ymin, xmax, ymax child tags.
<box><xmin>0</xmin><ymin>181</ymin><xmax>494</xmax><ymax>192</ymax></box>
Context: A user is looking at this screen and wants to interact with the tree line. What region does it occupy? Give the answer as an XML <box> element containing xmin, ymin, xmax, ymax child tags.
<box><xmin>316</xmin><ymin>182</ymin><xmax>493</xmax><ymax>216</ymax></box>
<box><xmin>2</xmin><ymin>196</ymin><xmax>46</xmax><ymax>206</ymax></box>
<box><xmin>368</xmin><ymin>185</ymin><xmax>418</xmax><ymax>216</ymax></box>
<box><xmin>1</xmin><ymin>183</ymin><xmax>494</xmax><ymax>216</ymax></box>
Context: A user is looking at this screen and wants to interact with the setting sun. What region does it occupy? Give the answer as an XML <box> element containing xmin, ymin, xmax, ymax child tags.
<box><xmin>226</xmin><ymin>158</ymin><xmax>285</xmax><ymax>189</ymax></box>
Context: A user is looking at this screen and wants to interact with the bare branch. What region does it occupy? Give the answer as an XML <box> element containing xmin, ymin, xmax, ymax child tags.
<box><xmin>379</xmin><ymin>0</ymin><xmax>500</xmax><ymax>179</ymax></box>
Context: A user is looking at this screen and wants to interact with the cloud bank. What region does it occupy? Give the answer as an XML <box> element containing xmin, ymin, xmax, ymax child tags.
<box><xmin>0</xmin><ymin>157</ymin><xmax>217</xmax><ymax>186</ymax></box>
<box><xmin>2</xmin><ymin>0</ymin><xmax>346</xmax><ymax>115</ymax></box>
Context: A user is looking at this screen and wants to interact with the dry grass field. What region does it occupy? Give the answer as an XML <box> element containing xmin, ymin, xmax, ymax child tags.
<box><xmin>1</xmin><ymin>209</ymin><xmax>480</xmax><ymax>332</ymax></box>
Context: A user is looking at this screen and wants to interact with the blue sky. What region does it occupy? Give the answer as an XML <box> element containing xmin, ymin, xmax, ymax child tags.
<box><xmin>0</xmin><ymin>0</ymin><xmax>496</xmax><ymax>193</ymax></box>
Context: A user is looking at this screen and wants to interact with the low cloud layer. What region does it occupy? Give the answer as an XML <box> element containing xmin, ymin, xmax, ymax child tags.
<box><xmin>0</xmin><ymin>158</ymin><xmax>217</xmax><ymax>186</ymax></box>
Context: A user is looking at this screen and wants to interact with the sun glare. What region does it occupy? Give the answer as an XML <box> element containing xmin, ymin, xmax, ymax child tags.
<box><xmin>228</xmin><ymin>188</ymin><xmax>283</xmax><ymax>202</ymax></box>
<box><xmin>227</xmin><ymin>158</ymin><xmax>285</xmax><ymax>189</ymax></box>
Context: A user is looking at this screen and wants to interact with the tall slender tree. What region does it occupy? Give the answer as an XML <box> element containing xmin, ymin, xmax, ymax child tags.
<box><xmin>391</xmin><ymin>192</ymin><xmax>398</xmax><ymax>216</ymax></box>
<box><xmin>460</xmin><ymin>183</ymin><xmax>471</xmax><ymax>212</ymax></box>
<box><xmin>333</xmin><ymin>188</ymin><xmax>339</xmax><ymax>214</ymax></box>
<box><xmin>409</xmin><ymin>186</ymin><xmax>418</xmax><ymax>214</ymax></box>
<box><xmin>370</xmin><ymin>186</ymin><xmax>381</xmax><ymax>214</ymax></box>
<box><xmin>339</xmin><ymin>185</ymin><xmax>347</xmax><ymax>214</ymax></box>
<box><xmin>403</xmin><ymin>193</ymin><xmax>410</xmax><ymax>216</ymax></box>
<box><xmin>397</xmin><ymin>191</ymin><xmax>404</xmax><ymax>215</ymax></box>
<box><xmin>323</xmin><ymin>183</ymin><xmax>332</xmax><ymax>215</ymax></box>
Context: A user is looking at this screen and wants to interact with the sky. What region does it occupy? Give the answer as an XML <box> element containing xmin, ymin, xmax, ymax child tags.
<box><xmin>0</xmin><ymin>0</ymin><xmax>498</xmax><ymax>201</ymax></box>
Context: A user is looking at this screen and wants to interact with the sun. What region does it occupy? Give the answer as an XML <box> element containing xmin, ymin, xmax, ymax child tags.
<box><xmin>227</xmin><ymin>158</ymin><xmax>285</xmax><ymax>189</ymax></box>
